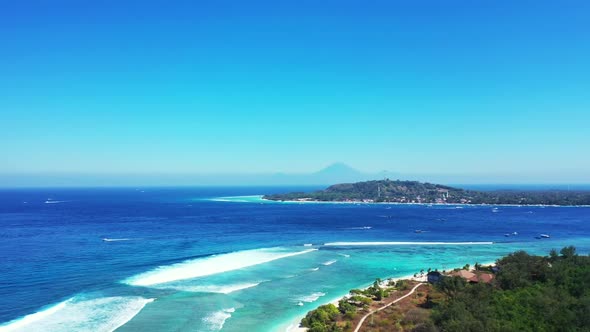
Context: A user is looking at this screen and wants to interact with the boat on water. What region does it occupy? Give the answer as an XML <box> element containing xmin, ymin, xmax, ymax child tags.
<box><xmin>540</xmin><ymin>234</ymin><xmax>550</xmax><ymax>238</ymax></box>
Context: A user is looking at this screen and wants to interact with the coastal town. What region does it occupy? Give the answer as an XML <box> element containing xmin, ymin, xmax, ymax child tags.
<box><xmin>265</xmin><ymin>179</ymin><xmax>590</xmax><ymax>206</ymax></box>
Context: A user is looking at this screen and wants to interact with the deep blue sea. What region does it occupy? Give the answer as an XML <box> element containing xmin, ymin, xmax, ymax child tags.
<box><xmin>1</xmin><ymin>187</ymin><xmax>589</xmax><ymax>331</ymax></box>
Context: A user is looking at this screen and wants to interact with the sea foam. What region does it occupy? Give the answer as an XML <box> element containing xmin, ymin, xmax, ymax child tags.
<box><xmin>169</xmin><ymin>282</ymin><xmax>264</xmax><ymax>294</ymax></box>
<box><xmin>202</xmin><ymin>308</ymin><xmax>235</xmax><ymax>331</ymax></box>
<box><xmin>0</xmin><ymin>296</ymin><xmax>153</xmax><ymax>332</ymax></box>
<box><xmin>296</xmin><ymin>292</ymin><xmax>326</xmax><ymax>303</ymax></box>
<box><xmin>124</xmin><ymin>247</ymin><xmax>318</xmax><ymax>286</ymax></box>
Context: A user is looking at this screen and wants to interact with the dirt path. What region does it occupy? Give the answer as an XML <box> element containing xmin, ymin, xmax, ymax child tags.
<box><xmin>353</xmin><ymin>283</ymin><xmax>424</xmax><ymax>332</ymax></box>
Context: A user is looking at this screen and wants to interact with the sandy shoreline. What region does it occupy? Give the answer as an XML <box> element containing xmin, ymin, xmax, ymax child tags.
<box><xmin>283</xmin><ymin>261</ymin><xmax>495</xmax><ymax>332</ymax></box>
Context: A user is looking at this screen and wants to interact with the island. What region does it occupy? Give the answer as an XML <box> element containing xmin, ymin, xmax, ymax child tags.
<box><xmin>263</xmin><ymin>179</ymin><xmax>590</xmax><ymax>206</ymax></box>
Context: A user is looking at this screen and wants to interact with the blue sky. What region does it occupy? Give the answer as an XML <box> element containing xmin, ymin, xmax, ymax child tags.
<box><xmin>1</xmin><ymin>1</ymin><xmax>589</xmax><ymax>183</ymax></box>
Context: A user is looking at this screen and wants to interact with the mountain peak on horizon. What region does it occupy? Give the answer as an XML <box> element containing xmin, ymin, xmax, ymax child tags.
<box><xmin>315</xmin><ymin>163</ymin><xmax>361</xmax><ymax>175</ymax></box>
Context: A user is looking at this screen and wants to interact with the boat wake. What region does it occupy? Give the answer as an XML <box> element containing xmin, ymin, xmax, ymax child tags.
<box><xmin>102</xmin><ymin>238</ymin><xmax>137</xmax><ymax>242</ymax></box>
<box><xmin>123</xmin><ymin>247</ymin><xmax>318</xmax><ymax>286</ymax></box>
<box><xmin>0</xmin><ymin>296</ymin><xmax>153</xmax><ymax>332</ymax></box>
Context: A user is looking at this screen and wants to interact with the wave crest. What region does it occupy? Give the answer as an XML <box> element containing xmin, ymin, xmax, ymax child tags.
<box><xmin>324</xmin><ymin>241</ymin><xmax>494</xmax><ymax>246</ymax></box>
<box><xmin>0</xmin><ymin>296</ymin><xmax>153</xmax><ymax>332</ymax></box>
<box><xmin>202</xmin><ymin>308</ymin><xmax>235</xmax><ymax>331</ymax></box>
<box><xmin>169</xmin><ymin>282</ymin><xmax>264</xmax><ymax>294</ymax></box>
<box><xmin>296</xmin><ymin>292</ymin><xmax>326</xmax><ymax>303</ymax></box>
<box><xmin>123</xmin><ymin>247</ymin><xmax>318</xmax><ymax>286</ymax></box>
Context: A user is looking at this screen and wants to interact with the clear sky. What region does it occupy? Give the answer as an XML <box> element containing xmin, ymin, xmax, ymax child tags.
<box><xmin>1</xmin><ymin>1</ymin><xmax>589</xmax><ymax>183</ymax></box>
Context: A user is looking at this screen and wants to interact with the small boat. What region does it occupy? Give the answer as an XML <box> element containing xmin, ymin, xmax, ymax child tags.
<box><xmin>297</xmin><ymin>302</ymin><xmax>304</xmax><ymax>306</ymax></box>
<box><xmin>540</xmin><ymin>234</ymin><xmax>550</xmax><ymax>238</ymax></box>
<box><xmin>504</xmin><ymin>233</ymin><xmax>510</xmax><ymax>237</ymax></box>
<box><xmin>512</xmin><ymin>232</ymin><xmax>518</xmax><ymax>235</ymax></box>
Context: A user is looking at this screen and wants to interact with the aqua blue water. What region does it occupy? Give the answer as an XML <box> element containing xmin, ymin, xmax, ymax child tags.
<box><xmin>1</xmin><ymin>187</ymin><xmax>589</xmax><ymax>331</ymax></box>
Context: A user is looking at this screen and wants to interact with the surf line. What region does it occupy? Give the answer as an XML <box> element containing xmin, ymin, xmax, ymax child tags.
<box><xmin>323</xmin><ymin>241</ymin><xmax>494</xmax><ymax>246</ymax></box>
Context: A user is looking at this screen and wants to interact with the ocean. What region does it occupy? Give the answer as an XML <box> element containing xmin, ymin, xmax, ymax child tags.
<box><xmin>0</xmin><ymin>187</ymin><xmax>589</xmax><ymax>331</ymax></box>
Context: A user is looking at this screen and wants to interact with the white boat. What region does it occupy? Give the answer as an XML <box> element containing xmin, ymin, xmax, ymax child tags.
<box><xmin>540</xmin><ymin>234</ymin><xmax>550</xmax><ymax>238</ymax></box>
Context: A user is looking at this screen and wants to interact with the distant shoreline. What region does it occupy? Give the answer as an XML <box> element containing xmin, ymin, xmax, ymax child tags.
<box><xmin>262</xmin><ymin>179</ymin><xmax>590</xmax><ymax>207</ymax></box>
<box><xmin>260</xmin><ymin>197</ymin><xmax>590</xmax><ymax>208</ymax></box>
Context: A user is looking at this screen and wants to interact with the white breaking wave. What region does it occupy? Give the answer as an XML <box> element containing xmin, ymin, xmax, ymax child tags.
<box><xmin>0</xmin><ymin>296</ymin><xmax>153</xmax><ymax>332</ymax></box>
<box><xmin>202</xmin><ymin>308</ymin><xmax>235</xmax><ymax>331</ymax></box>
<box><xmin>322</xmin><ymin>260</ymin><xmax>337</xmax><ymax>266</ymax></box>
<box><xmin>345</xmin><ymin>226</ymin><xmax>372</xmax><ymax>230</ymax></box>
<box><xmin>296</xmin><ymin>292</ymin><xmax>326</xmax><ymax>303</ymax></box>
<box><xmin>208</xmin><ymin>195</ymin><xmax>263</xmax><ymax>203</ymax></box>
<box><xmin>310</xmin><ymin>267</ymin><xmax>320</xmax><ymax>271</ymax></box>
<box><xmin>124</xmin><ymin>247</ymin><xmax>318</xmax><ymax>286</ymax></box>
<box><xmin>324</xmin><ymin>241</ymin><xmax>494</xmax><ymax>246</ymax></box>
<box><xmin>170</xmin><ymin>282</ymin><xmax>264</xmax><ymax>294</ymax></box>
<box><xmin>44</xmin><ymin>200</ymin><xmax>66</xmax><ymax>204</ymax></box>
<box><xmin>339</xmin><ymin>254</ymin><xmax>351</xmax><ymax>258</ymax></box>
<box><xmin>0</xmin><ymin>298</ymin><xmax>72</xmax><ymax>331</ymax></box>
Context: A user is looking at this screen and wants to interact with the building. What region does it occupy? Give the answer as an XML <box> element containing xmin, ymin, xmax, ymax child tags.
<box><xmin>427</xmin><ymin>271</ymin><xmax>443</xmax><ymax>284</ymax></box>
<box><xmin>451</xmin><ymin>270</ymin><xmax>494</xmax><ymax>284</ymax></box>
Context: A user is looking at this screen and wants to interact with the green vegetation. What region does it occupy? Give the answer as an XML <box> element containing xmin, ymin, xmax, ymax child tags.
<box><xmin>300</xmin><ymin>247</ymin><xmax>590</xmax><ymax>332</ymax></box>
<box><xmin>430</xmin><ymin>246</ymin><xmax>590</xmax><ymax>331</ymax></box>
<box><xmin>301</xmin><ymin>278</ymin><xmax>396</xmax><ymax>332</ymax></box>
<box><xmin>263</xmin><ymin>179</ymin><xmax>590</xmax><ymax>205</ymax></box>
<box><xmin>300</xmin><ymin>304</ymin><xmax>342</xmax><ymax>332</ymax></box>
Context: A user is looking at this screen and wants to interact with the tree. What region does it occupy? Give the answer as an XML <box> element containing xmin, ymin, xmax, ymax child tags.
<box><xmin>431</xmin><ymin>247</ymin><xmax>590</xmax><ymax>332</ymax></box>
<box><xmin>301</xmin><ymin>304</ymin><xmax>340</xmax><ymax>331</ymax></box>
<box><xmin>560</xmin><ymin>246</ymin><xmax>577</xmax><ymax>259</ymax></box>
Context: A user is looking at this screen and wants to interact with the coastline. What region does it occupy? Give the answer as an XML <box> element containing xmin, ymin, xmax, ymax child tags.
<box><xmin>281</xmin><ymin>261</ymin><xmax>495</xmax><ymax>332</ymax></box>
<box><xmin>259</xmin><ymin>196</ymin><xmax>590</xmax><ymax>208</ymax></box>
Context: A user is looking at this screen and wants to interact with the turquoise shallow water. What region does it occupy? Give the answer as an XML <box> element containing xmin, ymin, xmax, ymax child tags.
<box><xmin>0</xmin><ymin>188</ymin><xmax>589</xmax><ymax>331</ymax></box>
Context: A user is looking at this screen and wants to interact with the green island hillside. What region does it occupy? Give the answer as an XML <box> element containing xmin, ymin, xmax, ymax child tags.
<box><xmin>300</xmin><ymin>246</ymin><xmax>590</xmax><ymax>332</ymax></box>
<box><xmin>264</xmin><ymin>179</ymin><xmax>590</xmax><ymax>206</ymax></box>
